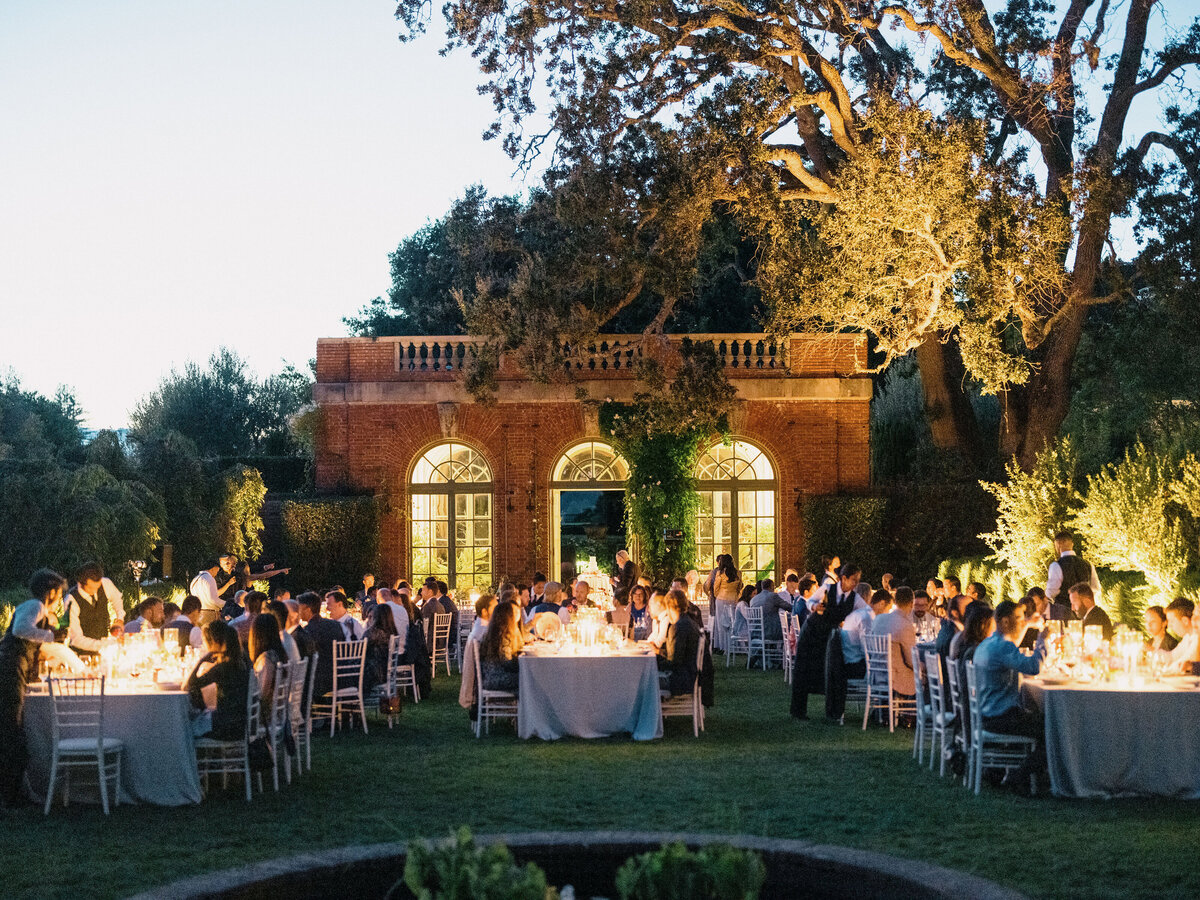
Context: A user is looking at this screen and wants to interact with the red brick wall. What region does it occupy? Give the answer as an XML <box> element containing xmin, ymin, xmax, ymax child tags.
<box><xmin>316</xmin><ymin>395</ymin><xmax>869</xmax><ymax>585</ymax></box>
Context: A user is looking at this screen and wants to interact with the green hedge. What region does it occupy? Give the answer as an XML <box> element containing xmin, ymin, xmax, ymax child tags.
<box><xmin>280</xmin><ymin>496</ymin><xmax>379</xmax><ymax>592</ymax></box>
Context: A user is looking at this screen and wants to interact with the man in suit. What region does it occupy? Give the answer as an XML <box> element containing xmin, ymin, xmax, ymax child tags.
<box><xmin>297</xmin><ymin>591</ymin><xmax>345</xmax><ymax>702</ymax></box>
<box><xmin>419</xmin><ymin>578</ymin><xmax>446</xmax><ymax>650</ymax></box>
<box><xmin>1069</xmin><ymin>582</ymin><xmax>1113</xmax><ymax>641</ymax></box>
<box><xmin>657</xmin><ymin>589</ymin><xmax>701</xmax><ymax>697</ymax></box>
<box><xmin>283</xmin><ymin>600</ymin><xmax>316</xmax><ymax>659</ymax></box>
<box><xmin>822</xmin><ymin>563</ymin><xmax>862</xmax><ymax>629</ymax></box>
<box><xmin>870</xmin><ymin>585</ymin><xmax>918</xmax><ymax>698</ymax></box>
<box><xmin>750</xmin><ymin>577</ymin><xmax>792</xmax><ymax>643</ymax></box>
<box><xmin>611</xmin><ymin>550</ymin><xmax>637</xmax><ymax>605</ymax></box>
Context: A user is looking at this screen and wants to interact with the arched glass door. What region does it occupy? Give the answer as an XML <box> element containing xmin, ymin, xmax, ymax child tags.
<box><xmin>409</xmin><ymin>442</ymin><xmax>493</xmax><ymax>592</ymax></box>
<box><xmin>695</xmin><ymin>439</ymin><xmax>777</xmax><ymax>581</ymax></box>
<box><xmin>551</xmin><ymin>441</ymin><xmax>630</xmax><ymax>583</ymax></box>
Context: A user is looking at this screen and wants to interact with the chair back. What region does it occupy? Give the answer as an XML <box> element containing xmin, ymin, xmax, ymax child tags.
<box><xmin>432</xmin><ymin>613</ymin><xmax>453</xmax><ymax>650</ymax></box>
<box><xmin>778</xmin><ymin>610</ymin><xmax>791</xmax><ymax>641</ymax></box>
<box><xmin>245</xmin><ymin>668</ymin><xmax>262</xmax><ymax>741</ymax></box>
<box><xmin>269</xmin><ymin>660</ymin><xmax>291</xmax><ymax>732</ymax></box>
<box><xmin>303</xmin><ymin>650</ymin><xmax>319</xmax><ymax>720</ymax></box>
<box><xmin>925</xmin><ymin>650</ymin><xmax>946</xmax><ymax>719</ymax></box>
<box><xmin>332</xmin><ymin>639</ymin><xmax>367</xmax><ymax>692</ymax></box>
<box><xmin>912</xmin><ymin>647</ymin><xmax>927</xmax><ymax>713</ymax></box>
<box><xmin>743</xmin><ymin>606</ymin><xmax>764</xmax><ymax>630</ymax></box>
<box><xmin>863</xmin><ymin>633</ymin><xmax>893</xmax><ymax>693</ymax></box>
<box><xmin>459</xmin><ymin>610</ymin><xmax>476</xmax><ymax>636</ymax></box>
<box><xmin>385</xmin><ymin>633</ymin><xmax>405</xmax><ymax>695</ymax></box>
<box><xmin>48</xmin><ymin>675</ymin><xmax>106</xmax><ymax>748</ymax></box>
<box><xmin>288</xmin><ymin>657</ymin><xmax>309</xmax><ymax>723</ymax></box>
<box><xmin>964</xmin><ymin>660</ymin><xmax>983</xmax><ymax>740</ymax></box>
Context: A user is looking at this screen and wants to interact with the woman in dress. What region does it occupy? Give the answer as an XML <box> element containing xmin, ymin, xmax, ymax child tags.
<box><xmin>186</xmin><ymin>620</ymin><xmax>249</xmax><ymax>739</ymax></box>
<box><xmin>363</xmin><ymin>603</ymin><xmax>399</xmax><ymax>694</ymax></box>
<box><xmin>247</xmin><ymin>613</ymin><xmax>285</xmax><ymax>704</ymax></box>
<box><xmin>479</xmin><ymin>601</ymin><xmax>523</xmax><ymax>694</ymax></box>
<box><xmin>705</xmin><ymin>554</ymin><xmax>742</xmax><ymax>651</ymax></box>
<box><xmin>627</xmin><ymin>585</ymin><xmax>651</xmax><ymax>638</ymax></box>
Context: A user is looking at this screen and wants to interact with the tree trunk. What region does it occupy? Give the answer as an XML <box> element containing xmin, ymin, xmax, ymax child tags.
<box><xmin>913</xmin><ymin>333</ymin><xmax>982</xmax><ymax>463</ymax></box>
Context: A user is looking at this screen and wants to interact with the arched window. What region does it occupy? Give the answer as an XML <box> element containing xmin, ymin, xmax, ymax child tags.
<box><xmin>695</xmin><ymin>439</ymin><xmax>777</xmax><ymax>581</ymax></box>
<box><xmin>409</xmin><ymin>442</ymin><xmax>493</xmax><ymax>592</ymax></box>
<box><xmin>551</xmin><ymin>441</ymin><xmax>629</xmax><ymax>582</ymax></box>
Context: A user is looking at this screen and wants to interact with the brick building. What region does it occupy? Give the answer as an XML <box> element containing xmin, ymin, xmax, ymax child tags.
<box><xmin>314</xmin><ymin>333</ymin><xmax>870</xmax><ymax>589</ymax></box>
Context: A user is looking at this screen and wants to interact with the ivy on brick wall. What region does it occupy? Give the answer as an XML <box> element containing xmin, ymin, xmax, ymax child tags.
<box><xmin>280</xmin><ymin>496</ymin><xmax>379</xmax><ymax>590</ymax></box>
<box><xmin>602</xmin><ymin>340</ymin><xmax>737</xmax><ymax>585</ymax></box>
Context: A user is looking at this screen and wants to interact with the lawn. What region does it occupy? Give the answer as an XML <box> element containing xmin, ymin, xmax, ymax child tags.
<box><xmin>5</xmin><ymin>664</ymin><xmax>1196</xmax><ymax>900</ymax></box>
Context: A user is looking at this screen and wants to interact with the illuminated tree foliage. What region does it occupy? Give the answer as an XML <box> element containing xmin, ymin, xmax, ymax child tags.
<box><xmin>396</xmin><ymin>0</ymin><xmax>1200</xmax><ymax>467</ymax></box>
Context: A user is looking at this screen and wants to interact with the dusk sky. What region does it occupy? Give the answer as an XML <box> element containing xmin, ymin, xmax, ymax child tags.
<box><xmin>0</xmin><ymin>1</ymin><xmax>1189</xmax><ymax>429</ymax></box>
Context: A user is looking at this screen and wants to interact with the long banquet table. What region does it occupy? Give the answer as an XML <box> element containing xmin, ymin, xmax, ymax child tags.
<box><xmin>1022</xmin><ymin>677</ymin><xmax>1200</xmax><ymax>799</ymax></box>
<box><xmin>518</xmin><ymin>647</ymin><xmax>663</xmax><ymax>741</ymax></box>
<box><xmin>23</xmin><ymin>688</ymin><xmax>203</xmax><ymax>806</ymax></box>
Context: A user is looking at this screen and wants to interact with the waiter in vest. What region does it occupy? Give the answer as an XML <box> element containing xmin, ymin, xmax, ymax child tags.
<box><xmin>65</xmin><ymin>561</ymin><xmax>125</xmax><ymax>654</ymax></box>
<box><xmin>0</xmin><ymin>569</ymin><xmax>70</xmax><ymax>809</ymax></box>
<box><xmin>1045</xmin><ymin>531</ymin><xmax>1099</xmax><ymax>618</ymax></box>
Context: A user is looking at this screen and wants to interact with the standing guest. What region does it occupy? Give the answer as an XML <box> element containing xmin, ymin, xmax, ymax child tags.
<box><xmin>164</xmin><ymin>596</ymin><xmax>204</xmax><ymax>651</ymax></box>
<box><xmin>479</xmin><ymin>602</ymin><xmax>523</xmax><ymax>693</ymax></box>
<box><xmin>283</xmin><ymin>600</ymin><xmax>315</xmax><ymax>660</ymax></box>
<box><xmin>777</xmin><ymin>573</ymin><xmax>804</xmax><ymax>615</ymax></box>
<box><xmin>790</xmin><ymin>563</ymin><xmax>862</xmax><ymax>719</ymax></box>
<box><xmin>0</xmin><ymin>569</ymin><xmax>74</xmax><ymax>808</ymax></box>
<box><xmin>326</xmin><ymin>591</ymin><xmax>365</xmax><ymax>640</ymax></box>
<box><xmin>363</xmin><ymin>604</ymin><xmax>399</xmax><ymax>694</ymax></box>
<box><xmin>657</xmin><ymin>589</ymin><xmax>701</xmax><ymax>696</ymax></box>
<box><xmin>970</xmin><ymin>600</ymin><xmax>1048</xmax><ymax>794</ymax></box>
<box><xmin>827</xmin><ymin>588</ymin><xmax>892</xmax><ymax>723</ymax></box>
<box><xmin>530</xmin><ymin>573</ymin><xmax>548</xmax><ymax>606</ymax></box>
<box><xmin>1068</xmin><ymin>583</ymin><xmax>1113</xmax><ymax>640</ymax></box>
<box><xmin>357</xmin><ymin>573</ymin><xmax>375</xmax><ymax>604</ymax></box>
<box><xmin>64</xmin><ymin>562</ymin><xmax>124</xmax><ymax>653</ymax></box>
<box><xmin>820</xmin><ymin>555</ymin><xmax>841</xmax><ymax>587</ymax></box>
<box><xmin>1162</xmin><ymin>598</ymin><xmax>1196</xmax><ymax>670</ymax></box>
<box><xmin>470</xmin><ymin>593</ymin><xmax>498</xmax><ymax>641</ymax></box>
<box><xmin>1145</xmin><ymin>606</ymin><xmax>1178</xmax><ymax>652</ymax></box>
<box><xmin>611</xmin><ymin>549</ymin><xmax>638</xmax><ymax>605</ymax></box>
<box><xmin>248</xmin><ymin>613</ymin><xmax>285</xmax><ymax>703</ymax></box>
<box><xmin>1045</xmin><ymin>531</ymin><xmax>1100</xmax><ymax>611</ymax></box>
<box><xmin>297</xmin><ymin>591</ymin><xmax>344</xmax><ymax>701</ymax></box>
<box><xmin>185</xmin><ymin>620</ymin><xmax>249</xmax><ymax>740</ymax></box>
<box><xmin>705</xmin><ymin>554</ymin><xmax>742</xmax><ymax>650</ymax></box>
<box><xmin>267</xmin><ymin>600</ymin><xmax>300</xmax><ymax>665</ymax></box>
<box><xmin>124</xmin><ymin>597</ymin><xmax>166</xmax><ymax>634</ymax></box>
<box><xmin>230</xmin><ymin>591</ymin><xmax>267</xmax><ymax>651</ymax></box>
<box><xmin>870</xmin><ymin>585</ymin><xmax>918</xmax><ymax>699</ymax></box>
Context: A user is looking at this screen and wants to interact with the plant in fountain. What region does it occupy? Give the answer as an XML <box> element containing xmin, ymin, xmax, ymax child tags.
<box><xmin>403</xmin><ymin>827</ymin><xmax>558</xmax><ymax>900</ymax></box>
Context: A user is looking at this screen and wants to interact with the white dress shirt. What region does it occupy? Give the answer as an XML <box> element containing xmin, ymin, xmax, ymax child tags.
<box><xmin>281</xmin><ymin>630</ymin><xmax>301</xmax><ymax>665</ymax></box>
<box><xmin>1165</xmin><ymin>631</ymin><xmax>1198</xmax><ymax>668</ymax></box>
<box><xmin>189</xmin><ymin>570</ymin><xmax>222</xmax><ymax>611</ymax></box>
<box><xmin>841</xmin><ymin>607</ymin><xmax>875</xmax><ymax>665</ymax></box>
<box><xmin>12</xmin><ymin>598</ymin><xmax>55</xmax><ymax>643</ymax></box>
<box><xmin>384</xmin><ymin>601</ymin><xmax>409</xmax><ymax>653</ymax></box>
<box><xmin>336</xmin><ymin>615</ymin><xmax>365</xmax><ymax>640</ymax></box>
<box><xmin>65</xmin><ymin>577</ymin><xmax>124</xmax><ymax>652</ymax></box>
<box><xmin>469</xmin><ymin>618</ymin><xmax>489</xmax><ymax>642</ymax></box>
<box><xmin>169</xmin><ymin>615</ymin><xmax>204</xmax><ymax>649</ymax></box>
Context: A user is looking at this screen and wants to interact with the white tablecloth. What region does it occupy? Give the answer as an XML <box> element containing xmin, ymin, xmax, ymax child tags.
<box><xmin>1023</xmin><ymin>680</ymin><xmax>1200</xmax><ymax>799</ymax></box>
<box><xmin>23</xmin><ymin>690</ymin><xmax>202</xmax><ymax>806</ymax></box>
<box><xmin>518</xmin><ymin>652</ymin><xmax>663</xmax><ymax>741</ymax></box>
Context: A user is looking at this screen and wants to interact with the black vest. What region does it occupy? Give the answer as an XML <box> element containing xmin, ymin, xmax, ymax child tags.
<box><xmin>0</xmin><ymin>604</ymin><xmax>52</xmax><ymax>687</ymax></box>
<box><xmin>70</xmin><ymin>585</ymin><xmax>111</xmax><ymax>641</ymax></box>
<box><xmin>1052</xmin><ymin>554</ymin><xmax>1091</xmax><ymax>604</ymax></box>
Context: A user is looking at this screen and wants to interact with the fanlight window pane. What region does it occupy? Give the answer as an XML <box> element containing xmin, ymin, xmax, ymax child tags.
<box><xmin>411</xmin><ymin>443</ymin><xmax>493</xmax><ymax>484</ymax></box>
<box><xmin>695</xmin><ymin>440</ymin><xmax>775</xmax><ymax>482</ymax></box>
<box><xmin>553</xmin><ymin>441</ymin><xmax>630</xmax><ymax>482</ymax></box>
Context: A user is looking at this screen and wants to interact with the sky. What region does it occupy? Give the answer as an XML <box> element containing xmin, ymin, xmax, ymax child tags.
<box><xmin>0</xmin><ymin>1</ymin><xmax>1193</xmax><ymax>430</ymax></box>
<box><xmin>0</xmin><ymin>1</ymin><xmax>538</xmax><ymax>429</ymax></box>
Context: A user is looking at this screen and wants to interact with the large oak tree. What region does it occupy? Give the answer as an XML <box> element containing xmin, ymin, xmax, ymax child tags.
<box><xmin>397</xmin><ymin>0</ymin><xmax>1198</xmax><ymax>467</ymax></box>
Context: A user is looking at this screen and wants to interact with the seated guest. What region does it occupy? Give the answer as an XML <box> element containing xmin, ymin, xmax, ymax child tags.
<box><xmin>912</xmin><ymin>589</ymin><xmax>939</xmax><ymax>642</ymax></box>
<box><xmin>777</xmin><ymin>573</ymin><xmax>804</xmax><ymax>617</ymax></box>
<box><xmin>1163</xmin><ymin>598</ymin><xmax>1197</xmax><ymax>670</ymax></box>
<box><xmin>283</xmin><ymin>599</ymin><xmax>315</xmax><ymax>660</ymax></box>
<box><xmin>363</xmin><ymin>603</ymin><xmax>399</xmax><ymax>694</ymax></box>
<box><xmin>529</xmin><ymin>581</ymin><xmax>570</xmax><ymax>625</ymax></box>
<box><xmin>627</xmin><ymin>585</ymin><xmax>651</xmax><ymax>632</ymax></box>
<box><xmin>248</xmin><ymin>613</ymin><xmax>285</xmax><ymax>702</ymax></box>
<box><xmin>942</xmin><ymin>576</ymin><xmax>966</xmax><ymax>618</ymax></box>
<box><xmin>419</xmin><ymin>578</ymin><xmax>446</xmax><ymax>647</ymax></box>
<box><xmin>936</xmin><ymin>592</ymin><xmax>969</xmax><ymax>665</ymax></box>
<box><xmin>357</xmin><ymin>572</ymin><xmax>375</xmax><ymax>604</ymax></box>
<box><xmin>164</xmin><ymin>595</ymin><xmax>204</xmax><ymax>651</ymax></box>
<box><xmin>185</xmin><ymin>621</ymin><xmax>250</xmax><ymax>739</ymax></box>
<box><xmin>853</xmin><ymin>582</ymin><xmax>874</xmax><ymax>609</ymax></box>
<box><xmin>436</xmin><ymin>580</ymin><xmax>460</xmax><ymax>638</ymax></box>
<box><xmin>326</xmin><ymin>590</ymin><xmax>365</xmax><ymax>640</ymax></box>
<box><xmin>1028</xmin><ymin>585</ymin><xmax>1070</xmax><ymax>623</ymax></box>
<box><xmin>951</xmin><ymin>601</ymin><xmax>995</xmax><ymax>698</ymax></box>
<box><xmin>359</xmin><ymin>584</ymin><xmax>379</xmax><ymax>622</ymax></box>
<box><xmin>965</xmin><ymin>581</ymin><xmax>988</xmax><ymax>605</ymax></box>
<box><xmin>376</xmin><ymin>588</ymin><xmax>410</xmax><ymax>653</ymax></box>
<box><xmin>470</xmin><ymin>593</ymin><xmax>497</xmax><ymax>642</ymax></box>
<box><xmin>970</xmin><ymin>600</ymin><xmax>1048</xmax><ymax>794</ymax></box>
<box><xmin>657</xmin><ymin>589</ymin><xmax>701</xmax><ymax>696</ymax></box>
<box><xmin>529</xmin><ymin>573</ymin><xmax>547</xmax><ymax>607</ymax></box>
<box><xmin>1145</xmin><ymin>605</ymin><xmax>1178</xmax><ymax>652</ymax></box>
<box><xmin>870</xmin><ymin>586</ymin><xmax>917</xmax><ymax>698</ymax></box>
<box><xmin>230</xmin><ymin>590</ymin><xmax>266</xmax><ymax>650</ymax></box>
<box><xmin>267</xmin><ymin>599</ymin><xmax>300</xmax><ymax>664</ymax></box>
<box><xmin>124</xmin><ymin>596</ymin><xmax>165</xmax><ymax>634</ymax></box>
<box><xmin>793</xmin><ymin>575</ymin><xmax>819</xmax><ymax>623</ymax></box>
<box><xmin>221</xmin><ymin>584</ymin><xmax>247</xmax><ymax>622</ymax></box>
<box><xmin>730</xmin><ymin>584</ymin><xmax>755</xmax><ymax>642</ymax></box>
<box><xmin>1017</xmin><ymin>595</ymin><xmax>1041</xmax><ymax>651</ymax></box>
<box><xmin>646</xmin><ymin>591</ymin><xmax>671</xmax><ymax>648</ymax></box>
<box><xmin>751</xmin><ymin>578</ymin><xmax>792</xmax><ymax>643</ymax></box>
<box><xmin>926</xmin><ymin>578</ymin><xmax>944</xmax><ymax>612</ymax></box>
<box><xmin>479</xmin><ymin>601</ymin><xmax>523</xmax><ymax>694</ymax></box>
<box><xmin>1069</xmin><ymin>582</ymin><xmax>1113</xmax><ymax>641</ymax></box>
<box><xmin>826</xmin><ymin>588</ymin><xmax>892</xmax><ymax>722</ymax></box>
<box><xmin>297</xmin><ymin>591</ymin><xmax>344</xmax><ymax>700</ymax></box>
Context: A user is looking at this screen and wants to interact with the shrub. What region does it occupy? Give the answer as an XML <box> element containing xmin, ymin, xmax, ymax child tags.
<box><xmin>802</xmin><ymin>495</ymin><xmax>889</xmax><ymax>579</ymax></box>
<box><xmin>615</xmin><ymin>842</ymin><xmax>765</xmax><ymax>900</ymax></box>
<box><xmin>280</xmin><ymin>496</ymin><xmax>379</xmax><ymax>590</ymax></box>
<box><xmin>980</xmin><ymin>437</ymin><xmax>1083</xmax><ymax>587</ymax></box>
<box><xmin>215</xmin><ymin>466</ymin><xmax>267</xmax><ymax>563</ymax></box>
<box><xmin>403</xmin><ymin>827</ymin><xmax>557</xmax><ymax>900</ymax></box>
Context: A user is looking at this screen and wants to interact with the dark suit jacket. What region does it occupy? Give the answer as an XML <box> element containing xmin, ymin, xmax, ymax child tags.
<box><xmin>658</xmin><ymin>615</ymin><xmax>700</xmax><ymax>697</ymax></box>
<box><xmin>1081</xmin><ymin>604</ymin><xmax>1114</xmax><ymax>641</ymax></box>
<box><xmin>290</xmin><ymin>626</ymin><xmax>316</xmax><ymax>660</ymax></box>
<box><xmin>823</xmin><ymin>583</ymin><xmax>858</xmax><ymax>629</ymax></box>
<box><xmin>613</xmin><ymin>560</ymin><xmax>638</xmax><ymax>603</ymax></box>
<box><xmin>301</xmin><ymin>615</ymin><xmax>346</xmax><ymax>697</ymax></box>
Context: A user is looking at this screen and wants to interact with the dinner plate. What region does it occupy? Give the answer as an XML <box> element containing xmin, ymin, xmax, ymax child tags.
<box><xmin>1034</xmin><ymin>677</ymin><xmax>1069</xmax><ymax>686</ymax></box>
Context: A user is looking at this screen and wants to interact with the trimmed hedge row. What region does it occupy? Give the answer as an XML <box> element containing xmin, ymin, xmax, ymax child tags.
<box><xmin>280</xmin><ymin>497</ymin><xmax>379</xmax><ymax>592</ymax></box>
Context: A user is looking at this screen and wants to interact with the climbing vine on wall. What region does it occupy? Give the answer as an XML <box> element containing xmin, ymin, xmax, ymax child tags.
<box><xmin>602</xmin><ymin>339</ymin><xmax>738</xmax><ymax>584</ymax></box>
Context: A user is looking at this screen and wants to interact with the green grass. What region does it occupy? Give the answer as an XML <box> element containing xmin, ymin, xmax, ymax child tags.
<box><xmin>5</xmin><ymin>664</ymin><xmax>1197</xmax><ymax>900</ymax></box>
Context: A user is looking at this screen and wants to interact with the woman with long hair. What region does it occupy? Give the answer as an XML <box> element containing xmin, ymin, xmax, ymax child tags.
<box><xmin>186</xmin><ymin>620</ymin><xmax>250</xmax><ymax>739</ymax></box>
<box><xmin>363</xmin><ymin>602</ymin><xmax>399</xmax><ymax>693</ymax></box>
<box><xmin>479</xmin><ymin>601</ymin><xmax>523</xmax><ymax>694</ymax></box>
<box><xmin>704</xmin><ymin>553</ymin><xmax>742</xmax><ymax>651</ymax></box>
<box><xmin>247</xmin><ymin>612</ymin><xmax>285</xmax><ymax>702</ymax></box>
